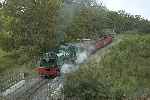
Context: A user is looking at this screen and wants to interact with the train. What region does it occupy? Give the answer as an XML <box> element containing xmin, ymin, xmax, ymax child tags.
<box><xmin>96</xmin><ymin>35</ymin><xmax>113</xmax><ymax>49</ymax></box>
<box><xmin>35</xmin><ymin>44</ymin><xmax>78</xmax><ymax>78</ymax></box>
<box><xmin>35</xmin><ymin>35</ymin><xmax>113</xmax><ymax>78</ymax></box>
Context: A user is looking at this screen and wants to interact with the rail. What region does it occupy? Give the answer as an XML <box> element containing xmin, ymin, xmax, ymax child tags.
<box><xmin>14</xmin><ymin>79</ymin><xmax>49</xmax><ymax>100</ymax></box>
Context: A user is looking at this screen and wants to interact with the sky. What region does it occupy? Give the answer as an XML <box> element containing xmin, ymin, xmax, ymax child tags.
<box><xmin>100</xmin><ymin>0</ymin><xmax>150</xmax><ymax>20</ymax></box>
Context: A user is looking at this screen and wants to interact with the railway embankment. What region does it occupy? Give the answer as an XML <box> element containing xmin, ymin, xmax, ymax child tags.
<box><xmin>64</xmin><ymin>34</ymin><xmax>150</xmax><ymax>99</ymax></box>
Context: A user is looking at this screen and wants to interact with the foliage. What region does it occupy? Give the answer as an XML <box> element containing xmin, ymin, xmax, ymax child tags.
<box><xmin>0</xmin><ymin>0</ymin><xmax>150</xmax><ymax>54</ymax></box>
<box><xmin>3</xmin><ymin>0</ymin><xmax>63</xmax><ymax>50</ymax></box>
<box><xmin>66</xmin><ymin>6</ymin><xmax>107</xmax><ymax>40</ymax></box>
<box><xmin>64</xmin><ymin>35</ymin><xmax>150</xmax><ymax>99</ymax></box>
<box><xmin>0</xmin><ymin>0</ymin><xmax>150</xmax><ymax>72</ymax></box>
<box><xmin>106</xmin><ymin>10</ymin><xmax>150</xmax><ymax>34</ymax></box>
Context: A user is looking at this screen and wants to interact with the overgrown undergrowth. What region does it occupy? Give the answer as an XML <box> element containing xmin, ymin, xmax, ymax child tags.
<box><xmin>0</xmin><ymin>48</ymin><xmax>36</xmax><ymax>75</ymax></box>
<box><xmin>64</xmin><ymin>34</ymin><xmax>150</xmax><ymax>100</ymax></box>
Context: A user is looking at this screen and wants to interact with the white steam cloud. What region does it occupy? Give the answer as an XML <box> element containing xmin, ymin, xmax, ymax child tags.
<box><xmin>60</xmin><ymin>48</ymin><xmax>89</xmax><ymax>74</ymax></box>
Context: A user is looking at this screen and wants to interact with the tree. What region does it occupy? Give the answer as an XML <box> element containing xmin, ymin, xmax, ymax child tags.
<box><xmin>0</xmin><ymin>2</ymin><xmax>2</xmax><ymax>8</ymax></box>
<box><xmin>3</xmin><ymin>0</ymin><xmax>63</xmax><ymax>54</ymax></box>
<box><xmin>65</xmin><ymin>3</ymin><xmax>107</xmax><ymax>40</ymax></box>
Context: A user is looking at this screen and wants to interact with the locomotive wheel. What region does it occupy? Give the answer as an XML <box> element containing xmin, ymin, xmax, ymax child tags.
<box><xmin>40</xmin><ymin>74</ymin><xmax>49</xmax><ymax>79</ymax></box>
<box><xmin>40</xmin><ymin>74</ymin><xmax>45</xmax><ymax>79</ymax></box>
<box><xmin>45</xmin><ymin>75</ymin><xmax>50</xmax><ymax>79</ymax></box>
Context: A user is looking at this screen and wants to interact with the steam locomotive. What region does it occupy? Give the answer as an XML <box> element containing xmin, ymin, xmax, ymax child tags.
<box><xmin>35</xmin><ymin>44</ymin><xmax>78</xmax><ymax>78</ymax></box>
<box><xmin>35</xmin><ymin>35</ymin><xmax>113</xmax><ymax>78</ymax></box>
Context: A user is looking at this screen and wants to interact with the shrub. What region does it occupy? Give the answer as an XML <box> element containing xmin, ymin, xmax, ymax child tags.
<box><xmin>64</xmin><ymin>35</ymin><xmax>150</xmax><ymax>100</ymax></box>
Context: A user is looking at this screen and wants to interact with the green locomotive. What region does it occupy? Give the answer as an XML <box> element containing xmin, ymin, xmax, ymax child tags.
<box><xmin>35</xmin><ymin>44</ymin><xmax>78</xmax><ymax>78</ymax></box>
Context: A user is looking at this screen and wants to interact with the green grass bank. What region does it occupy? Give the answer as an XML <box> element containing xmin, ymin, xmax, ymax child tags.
<box><xmin>64</xmin><ymin>34</ymin><xmax>150</xmax><ymax>99</ymax></box>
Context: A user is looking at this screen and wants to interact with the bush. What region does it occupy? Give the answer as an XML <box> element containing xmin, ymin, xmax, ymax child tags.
<box><xmin>64</xmin><ymin>35</ymin><xmax>150</xmax><ymax>100</ymax></box>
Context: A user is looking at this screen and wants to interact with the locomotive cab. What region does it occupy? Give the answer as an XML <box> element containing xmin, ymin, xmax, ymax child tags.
<box><xmin>35</xmin><ymin>51</ymin><xmax>60</xmax><ymax>78</ymax></box>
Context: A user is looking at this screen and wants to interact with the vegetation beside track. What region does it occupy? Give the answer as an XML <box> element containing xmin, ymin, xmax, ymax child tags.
<box><xmin>64</xmin><ymin>34</ymin><xmax>150</xmax><ymax>100</ymax></box>
<box><xmin>0</xmin><ymin>48</ymin><xmax>37</xmax><ymax>76</ymax></box>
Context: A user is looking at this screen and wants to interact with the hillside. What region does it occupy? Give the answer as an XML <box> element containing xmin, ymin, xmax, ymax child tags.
<box><xmin>64</xmin><ymin>34</ymin><xmax>150</xmax><ymax>99</ymax></box>
<box><xmin>0</xmin><ymin>0</ymin><xmax>150</xmax><ymax>75</ymax></box>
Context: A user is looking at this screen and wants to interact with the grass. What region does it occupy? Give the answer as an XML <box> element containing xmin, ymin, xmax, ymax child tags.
<box><xmin>64</xmin><ymin>34</ymin><xmax>150</xmax><ymax>100</ymax></box>
<box><xmin>0</xmin><ymin>48</ymin><xmax>37</xmax><ymax>76</ymax></box>
<box><xmin>0</xmin><ymin>49</ymin><xmax>6</xmax><ymax>57</ymax></box>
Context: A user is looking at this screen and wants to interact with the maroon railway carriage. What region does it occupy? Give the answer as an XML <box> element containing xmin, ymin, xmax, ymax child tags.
<box><xmin>95</xmin><ymin>35</ymin><xmax>113</xmax><ymax>49</ymax></box>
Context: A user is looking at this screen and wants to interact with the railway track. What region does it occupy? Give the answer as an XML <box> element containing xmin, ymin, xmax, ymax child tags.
<box><xmin>23</xmin><ymin>79</ymin><xmax>49</xmax><ymax>100</ymax></box>
<box><xmin>16</xmin><ymin>79</ymin><xmax>49</xmax><ymax>100</ymax></box>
